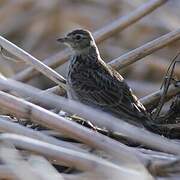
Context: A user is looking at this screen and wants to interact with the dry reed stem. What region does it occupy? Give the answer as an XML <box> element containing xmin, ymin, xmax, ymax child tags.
<box><xmin>0</xmin><ymin>78</ymin><xmax>180</xmax><ymax>158</ymax></box>
<box><xmin>0</xmin><ymin>36</ymin><xmax>66</xmax><ymax>89</ymax></box>
<box><xmin>0</xmin><ymin>147</ymin><xmax>41</xmax><ymax>180</ymax></box>
<box><xmin>0</xmin><ymin>116</ymin><xmax>84</xmax><ymax>152</ymax></box>
<box><xmin>109</xmin><ymin>28</ymin><xmax>180</xmax><ymax>69</ymax></box>
<box><xmin>0</xmin><ymin>164</ymin><xmax>63</xmax><ymax>180</ymax></box>
<box><xmin>11</xmin><ymin>0</ymin><xmax>168</xmax><ymax>82</ymax></box>
<box><xmin>1</xmin><ymin>0</ymin><xmax>179</xmax><ymax>179</ymax></box>
<box><xmin>0</xmin><ymin>78</ymin><xmax>179</xmax><ymax>153</ymax></box>
<box><xmin>0</xmin><ymin>89</ymin><xmax>180</xmax><ymax>158</ymax></box>
<box><xmin>27</xmin><ymin>156</ymin><xmax>65</xmax><ymax>180</ymax></box>
<box><xmin>94</xmin><ymin>0</ymin><xmax>167</xmax><ymax>43</ymax></box>
<box><xmin>12</xmin><ymin>49</ymin><xmax>69</xmax><ymax>82</ymax></box>
<box><xmin>0</xmin><ymin>91</ymin><xmax>144</xmax><ymax>165</ymax></box>
<box><xmin>0</xmin><ymin>134</ymin><xmax>123</xmax><ymax>172</ymax></box>
<box><xmin>140</xmin><ymin>85</ymin><xmax>180</xmax><ymax>108</ymax></box>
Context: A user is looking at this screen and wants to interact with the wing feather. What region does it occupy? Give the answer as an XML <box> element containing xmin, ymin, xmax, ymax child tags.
<box><xmin>70</xmin><ymin>58</ymin><xmax>147</xmax><ymax>121</ymax></box>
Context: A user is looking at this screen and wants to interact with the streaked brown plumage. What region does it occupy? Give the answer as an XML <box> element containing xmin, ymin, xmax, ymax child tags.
<box><xmin>57</xmin><ymin>29</ymin><xmax>149</xmax><ymax>125</ymax></box>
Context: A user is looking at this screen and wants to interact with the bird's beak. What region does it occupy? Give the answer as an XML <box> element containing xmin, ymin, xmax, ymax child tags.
<box><xmin>57</xmin><ymin>37</ymin><xmax>69</xmax><ymax>43</ymax></box>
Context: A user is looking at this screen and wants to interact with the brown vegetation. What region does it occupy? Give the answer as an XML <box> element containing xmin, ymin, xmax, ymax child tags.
<box><xmin>0</xmin><ymin>0</ymin><xmax>180</xmax><ymax>179</ymax></box>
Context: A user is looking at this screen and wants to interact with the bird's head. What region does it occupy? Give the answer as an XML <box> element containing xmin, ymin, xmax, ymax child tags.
<box><xmin>57</xmin><ymin>29</ymin><xmax>95</xmax><ymax>52</ymax></box>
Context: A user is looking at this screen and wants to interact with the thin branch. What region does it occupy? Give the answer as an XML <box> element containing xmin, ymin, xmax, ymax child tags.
<box><xmin>0</xmin><ymin>116</ymin><xmax>83</xmax><ymax>152</ymax></box>
<box><xmin>148</xmin><ymin>158</ymin><xmax>180</xmax><ymax>177</ymax></box>
<box><xmin>152</xmin><ymin>53</ymin><xmax>180</xmax><ymax>120</ymax></box>
<box><xmin>1</xmin><ymin>78</ymin><xmax>180</xmax><ymax>155</ymax></box>
<box><xmin>0</xmin><ymin>147</ymin><xmax>41</xmax><ymax>180</ymax></box>
<box><xmin>0</xmin><ymin>91</ymin><xmax>142</xmax><ymax>165</ymax></box>
<box><xmin>0</xmin><ymin>152</ymin><xmax>149</xmax><ymax>180</ymax></box>
<box><xmin>140</xmin><ymin>85</ymin><xmax>180</xmax><ymax>109</ymax></box>
<box><xmin>11</xmin><ymin>0</ymin><xmax>168</xmax><ymax>82</ymax></box>
<box><xmin>0</xmin><ymin>77</ymin><xmax>64</xmax><ymax>108</ymax></box>
<box><xmin>109</xmin><ymin>28</ymin><xmax>180</xmax><ymax>69</ymax></box>
<box><xmin>137</xmin><ymin>147</ymin><xmax>177</xmax><ymax>162</ymax></box>
<box><xmin>0</xmin><ymin>164</ymin><xmax>64</xmax><ymax>180</ymax></box>
<box><xmin>28</xmin><ymin>156</ymin><xmax>66</xmax><ymax>180</ymax></box>
<box><xmin>94</xmin><ymin>0</ymin><xmax>167</xmax><ymax>43</ymax></box>
<box><xmin>0</xmin><ymin>36</ymin><xmax>66</xmax><ymax>89</ymax></box>
<box><xmin>0</xmin><ymin>77</ymin><xmax>179</xmax><ymax>157</ymax></box>
<box><xmin>0</xmin><ymin>164</ymin><xmax>65</xmax><ymax>180</ymax></box>
<box><xmin>0</xmin><ymin>134</ymin><xmax>135</xmax><ymax>172</ymax></box>
<box><xmin>0</xmin><ymin>46</ymin><xmax>21</xmax><ymax>63</ymax></box>
<box><xmin>0</xmin><ymin>89</ymin><xmax>180</xmax><ymax>158</ymax></box>
<box><xmin>45</xmin><ymin>85</ymin><xmax>66</xmax><ymax>96</ymax></box>
<box><xmin>12</xmin><ymin>49</ymin><xmax>70</xmax><ymax>83</ymax></box>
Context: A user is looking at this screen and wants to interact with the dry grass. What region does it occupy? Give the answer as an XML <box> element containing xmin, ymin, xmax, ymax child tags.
<box><xmin>0</xmin><ymin>0</ymin><xmax>180</xmax><ymax>179</ymax></box>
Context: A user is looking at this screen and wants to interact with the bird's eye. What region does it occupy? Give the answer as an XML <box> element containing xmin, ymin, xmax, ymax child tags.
<box><xmin>75</xmin><ymin>35</ymin><xmax>82</xmax><ymax>40</ymax></box>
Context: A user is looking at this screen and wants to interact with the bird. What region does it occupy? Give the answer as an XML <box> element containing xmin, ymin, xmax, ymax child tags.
<box><xmin>57</xmin><ymin>29</ymin><xmax>150</xmax><ymax>126</ymax></box>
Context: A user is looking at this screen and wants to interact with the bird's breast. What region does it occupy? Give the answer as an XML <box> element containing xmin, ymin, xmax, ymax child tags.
<box><xmin>67</xmin><ymin>56</ymin><xmax>83</xmax><ymax>99</ymax></box>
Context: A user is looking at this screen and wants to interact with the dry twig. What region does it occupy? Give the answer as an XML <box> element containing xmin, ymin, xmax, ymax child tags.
<box><xmin>11</xmin><ymin>0</ymin><xmax>168</xmax><ymax>82</ymax></box>
<box><xmin>0</xmin><ymin>36</ymin><xmax>66</xmax><ymax>88</ymax></box>
<box><xmin>109</xmin><ymin>28</ymin><xmax>180</xmax><ymax>70</ymax></box>
<box><xmin>0</xmin><ymin>90</ymin><xmax>180</xmax><ymax>157</ymax></box>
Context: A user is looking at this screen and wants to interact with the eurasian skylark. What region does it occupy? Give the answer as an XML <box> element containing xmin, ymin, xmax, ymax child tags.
<box><xmin>58</xmin><ymin>29</ymin><xmax>149</xmax><ymax>125</ymax></box>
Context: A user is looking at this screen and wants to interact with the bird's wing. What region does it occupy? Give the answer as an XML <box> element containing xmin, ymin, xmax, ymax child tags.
<box><xmin>72</xmin><ymin>62</ymin><xmax>147</xmax><ymax>120</ymax></box>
